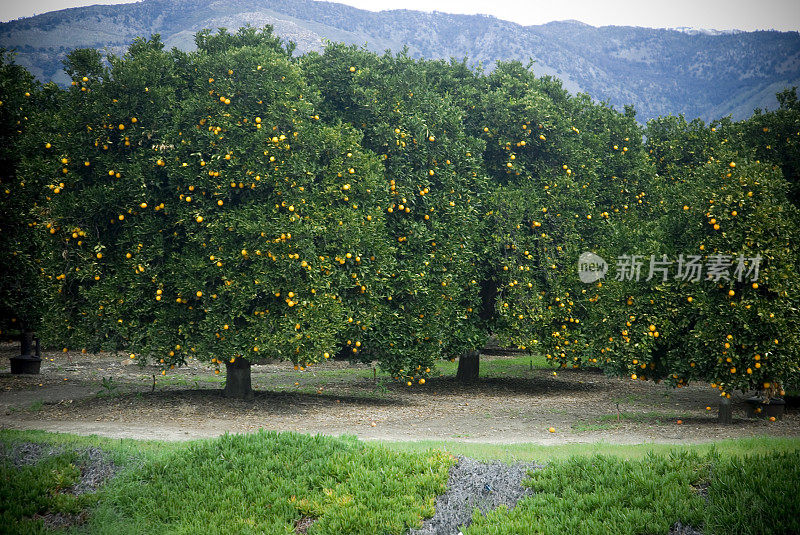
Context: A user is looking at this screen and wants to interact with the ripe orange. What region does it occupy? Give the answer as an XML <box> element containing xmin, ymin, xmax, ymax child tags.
<box><xmin>548</xmin><ymin>427</ymin><xmax>555</xmax><ymax>433</ymax></box>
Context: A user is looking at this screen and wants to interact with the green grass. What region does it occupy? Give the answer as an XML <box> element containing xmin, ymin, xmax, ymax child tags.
<box><xmin>0</xmin><ymin>430</ymin><xmax>452</xmax><ymax>535</ymax></box>
<box><xmin>1</xmin><ymin>446</ymin><xmax>100</xmax><ymax>534</ymax></box>
<box><xmin>435</xmin><ymin>354</ymin><xmax>552</xmax><ymax>377</ymax></box>
<box><xmin>298</xmin><ymin>368</ymin><xmax>377</xmax><ymax>381</ymax></box>
<box><xmin>0</xmin><ymin>429</ymin><xmax>184</xmax><ymax>464</ymax></box>
<box><xmin>466</xmin><ymin>450</ymin><xmax>709</xmax><ymax>534</ymax></box>
<box><xmin>252</xmin><ymin>354</ymin><xmax>551</xmax><ymax>389</ymax></box>
<box><xmin>571</xmin><ymin>422</ymin><xmax>616</xmax><ymax>432</ymax></box>
<box><xmin>3</xmin><ymin>431</ymin><xmax>799</xmax><ymax>534</ymax></box>
<box><xmin>380</xmin><ymin>436</ymin><xmax>800</xmax><ymax>462</ymax></box>
<box><xmin>464</xmin><ymin>450</ymin><xmax>800</xmax><ymax>535</ymax></box>
<box><xmin>597</xmin><ymin>411</ymin><xmax>687</xmax><ymax>424</ymax></box>
<box><xmin>704</xmin><ymin>451</ymin><xmax>800</xmax><ymax>535</ymax></box>
<box><xmin>156</xmin><ymin>374</ymin><xmax>224</xmax><ymax>386</ymax></box>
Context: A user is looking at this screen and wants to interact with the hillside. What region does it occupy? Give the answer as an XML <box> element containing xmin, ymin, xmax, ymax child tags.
<box><xmin>1</xmin><ymin>0</ymin><xmax>799</xmax><ymax>121</ymax></box>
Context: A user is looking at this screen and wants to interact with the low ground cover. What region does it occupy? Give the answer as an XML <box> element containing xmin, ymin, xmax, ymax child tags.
<box><xmin>1</xmin><ymin>430</ymin><xmax>798</xmax><ymax>534</ymax></box>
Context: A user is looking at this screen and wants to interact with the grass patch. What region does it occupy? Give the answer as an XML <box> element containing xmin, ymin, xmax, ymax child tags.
<box><xmin>465</xmin><ymin>450</ymin><xmax>708</xmax><ymax>534</ymax></box>
<box><xmin>92</xmin><ymin>431</ymin><xmax>452</xmax><ymax>534</ymax></box>
<box><xmin>463</xmin><ymin>450</ymin><xmax>800</xmax><ymax>535</ymax></box>
<box><xmin>1</xmin><ymin>447</ymin><xmax>101</xmax><ymax>533</ymax></box>
<box><xmin>0</xmin><ymin>429</ymin><xmax>183</xmax><ymax>465</ymax></box>
<box><xmin>3</xmin><ymin>430</ymin><xmax>798</xmax><ymax>534</ymax></box>
<box><xmin>435</xmin><ymin>354</ymin><xmax>552</xmax><ymax>378</ymax></box>
<box><xmin>597</xmin><ymin>411</ymin><xmax>686</xmax><ymax>424</ymax></box>
<box><xmin>379</xmin><ymin>436</ymin><xmax>800</xmax><ymax>462</ymax></box>
<box><xmin>0</xmin><ymin>430</ymin><xmax>453</xmax><ymax>535</ymax></box>
<box><xmin>704</xmin><ymin>451</ymin><xmax>800</xmax><ymax>535</ymax></box>
<box><xmin>571</xmin><ymin>422</ymin><xmax>616</xmax><ymax>432</ymax></box>
<box><xmin>156</xmin><ymin>374</ymin><xmax>224</xmax><ymax>386</ymax></box>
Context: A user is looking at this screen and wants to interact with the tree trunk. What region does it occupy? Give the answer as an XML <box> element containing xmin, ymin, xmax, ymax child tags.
<box><xmin>224</xmin><ymin>357</ymin><xmax>254</xmax><ymax>400</ymax></box>
<box><xmin>718</xmin><ymin>396</ymin><xmax>733</xmax><ymax>424</ymax></box>
<box><xmin>456</xmin><ymin>350</ymin><xmax>480</xmax><ymax>383</ymax></box>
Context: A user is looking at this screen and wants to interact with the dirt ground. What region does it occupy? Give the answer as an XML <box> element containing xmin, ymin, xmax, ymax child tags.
<box><xmin>1</xmin><ymin>343</ymin><xmax>798</xmax><ymax>445</ymax></box>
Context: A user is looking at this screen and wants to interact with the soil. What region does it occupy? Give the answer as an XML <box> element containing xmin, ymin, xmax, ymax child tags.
<box><xmin>1</xmin><ymin>343</ymin><xmax>798</xmax><ymax>445</ymax></box>
<box><xmin>409</xmin><ymin>455</ymin><xmax>543</xmax><ymax>535</ymax></box>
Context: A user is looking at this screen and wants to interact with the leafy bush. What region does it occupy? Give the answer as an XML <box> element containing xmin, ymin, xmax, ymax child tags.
<box><xmin>90</xmin><ymin>430</ymin><xmax>452</xmax><ymax>534</ymax></box>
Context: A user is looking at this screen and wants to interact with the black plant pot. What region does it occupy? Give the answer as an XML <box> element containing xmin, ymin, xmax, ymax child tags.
<box><xmin>745</xmin><ymin>396</ymin><xmax>785</xmax><ymax>419</ymax></box>
<box><xmin>10</xmin><ymin>355</ymin><xmax>42</xmax><ymax>375</ymax></box>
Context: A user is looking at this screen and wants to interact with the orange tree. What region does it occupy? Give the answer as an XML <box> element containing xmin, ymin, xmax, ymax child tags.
<box><xmin>730</xmin><ymin>87</ymin><xmax>800</xmax><ymax>207</ymax></box>
<box><xmin>29</xmin><ymin>28</ymin><xmax>396</xmax><ymax>398</ymax></box>
<box><xmin>587</xmin><ymin>113</ymin><xmax>800</xmax><ymax>401</ymax></box>
<box><xmin>302</xmin><ymin>45</ymin><xmax>488</xmax><ymax>385</ymax></box>
<box><xmin>459</xmin><ymin>62</ymin><xmax>652</xmax><ymax>377</ymax></box>
<box><xmin>26</xmin><ymin>40</ymin><xmax>180</xmax><ymax>354</ymax></box>
<box><xmin>0</xmin><ymin>50</ymin><xmax>52</xmax><ymax>354</ymax></box>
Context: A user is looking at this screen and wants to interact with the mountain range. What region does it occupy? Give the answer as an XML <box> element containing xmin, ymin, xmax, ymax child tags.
<box><xmin>2</xmin><ymin>0</ymin><xmax>799</xmax><ymax>122</ymax></box>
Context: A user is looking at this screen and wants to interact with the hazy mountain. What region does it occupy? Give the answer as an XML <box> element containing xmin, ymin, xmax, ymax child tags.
<box><xmin>2</xmin><ymin>0</ymin><xmax>799</xmax><ymax>122</ymax></box>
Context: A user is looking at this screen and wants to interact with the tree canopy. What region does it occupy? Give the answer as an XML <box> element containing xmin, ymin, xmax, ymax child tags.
<box><xmin>2</xmin><ymin>26</ymin><xmax>798</xmax><ymax>400</ymax></box>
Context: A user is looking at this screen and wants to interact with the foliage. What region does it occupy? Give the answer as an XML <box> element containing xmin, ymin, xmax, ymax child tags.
<box><xmin>2</xmin><ymin>26</ymin><xmax>799</xmax><ymax>396</ymax></box>
<box><xmin>0</xmin><ymin>49</ymin><xmax>51</xmax><ymax>339</ymax></box>
<box><xmin>461</xmin><ymin>63</ymin><xmax>652</xmax><ymax>371</ymax></box>
<box><xmin>584</xmin><ymin>114</ymin><xmax>800</xmax><ymax>398</ymax></box>
<box><xmin>727</xmin><ymin>87</ymin><xmax>800</xmax><ymax>207</ymax></box>
<box><xmin>303</xmin><ymin>44</ymin><xmax>489</xmax><ymax>381</ymax></box>
<box><xmin>24</xmin><ymin>28</ymin><xmax>396</xmax><ymax>378</ymax></box>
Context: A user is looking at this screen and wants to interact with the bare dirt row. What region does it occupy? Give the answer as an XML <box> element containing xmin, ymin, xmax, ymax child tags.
<box><xmin>1</xmin><ymin>344</ymin><xmax>797</xmax><ymax>444</ymax></box>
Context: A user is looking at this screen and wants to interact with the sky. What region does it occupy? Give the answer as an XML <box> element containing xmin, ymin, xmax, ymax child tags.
<box><xmin>1</xmin><ymin>0</ymin><xmax>799</xmax><ymax>31</ymax></box>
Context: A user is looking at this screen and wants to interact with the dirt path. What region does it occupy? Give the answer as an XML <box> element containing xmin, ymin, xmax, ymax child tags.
<box><xmin>1</xmin><ymin>345</ymin><xmax>798</xmax><ymax>444</ymax></box>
